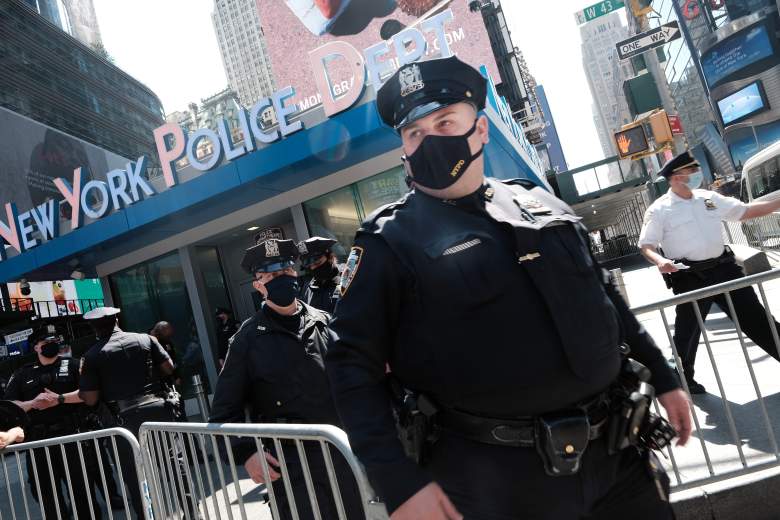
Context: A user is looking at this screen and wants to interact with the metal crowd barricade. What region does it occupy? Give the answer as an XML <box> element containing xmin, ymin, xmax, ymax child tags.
<box><xmin>138</xmin><ymin>422</ymin><xmax>389</xmax><ymax>520</ymax></box>
<box><xmin>722</xmin><ymin>215</ymin><xmax>780</xmax><ymax>251</ymax></box>
<box><xmin>0</xmin><ymin>427</ymin><xmax>150</xmax><ymax>520</ymax></box>
<box><xmin>631</xmin><ymin>267</ymin><xmax>780</xmax><ymax>492</ymax></box>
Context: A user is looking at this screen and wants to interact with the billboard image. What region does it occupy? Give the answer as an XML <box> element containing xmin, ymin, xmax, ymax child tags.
<box><xmin>256</xmin><ymin>0</ymin><xmax>501</xmax><ymax>111</ymax></box>
<box><xmin>717</xmin><ymin>81</ymin><xmax>768</xmax><ymax>126</ymax></box>
<box><xmin>0</xmin><ymin>107</ymin><xmax>127</xmax><ymax>218</ymax></box>
<box><xmin>7</xmin><ymin>278</ymin><xmax>103</xmax><ymax>317</ymax></box>
<box><xmin>702</xmin><ymin>24</ymin><xmax>775</xmax><ymax>87</ymax></box>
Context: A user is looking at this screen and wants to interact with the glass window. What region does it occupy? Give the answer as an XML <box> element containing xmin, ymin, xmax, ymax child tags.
<box><xmin>303</xmin><ymin>185</ymin><xmax>361</xmax><ymax>260</ymax></box>
<box><xmin>749</xmin><ymin>156</ymin><xmax>780</xmax><ymax>199</ymax></box>
<box><xmin>356</xmin><ymin>166</ymin><xmax>407</xmax><ymax>216</ymax></box>
<box><xmin>110</xmin><ymin>252</ymin><xmax>210</xmax><ymax>397</ymax></box>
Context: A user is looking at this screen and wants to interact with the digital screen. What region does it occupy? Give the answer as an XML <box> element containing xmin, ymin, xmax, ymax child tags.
<box><xmin>717</xmin><ymin>81</ymin><xmax>768</xmax><ymax>126</ymax></box>
<box><xmin>701</xmin><ymin>24</ymin><xmax>774</xmax><ymax>87</ymax></box>
<box><xmin>614</xmin><ymin>125</ymin><xmax>649</xmax><ymax>158</ymax></box>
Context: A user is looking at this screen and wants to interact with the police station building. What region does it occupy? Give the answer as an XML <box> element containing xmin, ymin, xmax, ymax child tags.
<box><xmin>0</xmin><ymin>61</ymin><xmax>545</xmax><ymax>394</ymax></box>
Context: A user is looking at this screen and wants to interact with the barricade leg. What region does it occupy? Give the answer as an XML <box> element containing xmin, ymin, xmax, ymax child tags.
<box><xmin>714</xmin><ymin>284</ymin><xmax>780</xmax><ymax>361</ymax></box>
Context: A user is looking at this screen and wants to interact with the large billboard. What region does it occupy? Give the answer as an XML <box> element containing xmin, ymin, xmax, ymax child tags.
<box><xmin>6</xmin><ymin>278</ymin><xmax>103</xmax><ymax>317</ymax></box>
<box><xmin>701</xmin><ymin>23</ymin><xmax>775</xmax><ymax>87</ymax></box>
<box><xmin>256</xmin><ymin>0</ymin><xmax>502</xmax><ymax>111</ymax></box>
<box><xmin>0</xmin><ymin>107</ymin><xmax>127</xmax><ymax>218</ymax></box>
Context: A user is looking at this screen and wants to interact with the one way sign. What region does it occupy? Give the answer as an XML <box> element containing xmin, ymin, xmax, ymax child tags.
<box><xmin>615</xmin><ymin>21</ymin><xmax>681</xmax><ymax>60</ymax></box>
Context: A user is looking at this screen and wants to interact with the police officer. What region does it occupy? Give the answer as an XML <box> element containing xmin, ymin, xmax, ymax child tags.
<box><xmin>639</xmin><ymin>151</ymin><xmax>780</xmax><ymax>394</ymax></box>
<box><xmin>215</xmin><ymin>307</ymin><xmax>239</xmax><ymax>369</ymax></box>
<box><xmin>78</xmin><ymin>307</ymin><xmax>195</xmax><ymax>519</ymax></box>
<box><xmin>326</xmin><ymin>56</ymin><xmax>692</xmax><ymax>520</ymax></box>
<box><xmin>5</xmin><ymin>324</ymin><xmax>103</xmax><ymax>519</ymax></box>
<box><xmin>209</xmin><ymin>238</ymin><xmax>363</xmax><ymax>520</ymax></box>
<box><xmin>297</xmin><ymin>236</ymin><xmax>341</xmax><ymax>313</ymax></box>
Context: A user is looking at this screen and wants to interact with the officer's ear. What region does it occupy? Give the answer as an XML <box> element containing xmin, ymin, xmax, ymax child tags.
<box><xmin>476</xmin><ymin>114</ymin><xmax>489</xmax><ymax>145</ymax></box>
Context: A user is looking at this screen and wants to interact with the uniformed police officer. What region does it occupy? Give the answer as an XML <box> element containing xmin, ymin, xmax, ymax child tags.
<box><xmin>326</xmin><ymin>56</ymin><xmax>693</xmax><ymax>520</ymax></box>
<box><xmin>78</xmin><ymin>307</ymin><xmax>195</xmax><ymax>519</ymax></box>
<box><xmin>215</xmin><ymin>307</ymin><xmax>239</xmax><ymax>369</ymax></box>
<box><xmin>209</xmin><ymin>238</ymin><xmax>363</xmax><ymax>520</ymax></box>
<box><xmin>639</xmin><ymin>151</ymin><xmax>780</xmax><ymax>394</ymax></box>
<box><xmin>5</xmin><ymin>324</ymin><xmax>103</xmax><ymax>519</ymax></box>
<box><xmin>297</xmin><ymin>236</ymin><xmax>341</xmax><ymax>313</ymax></box>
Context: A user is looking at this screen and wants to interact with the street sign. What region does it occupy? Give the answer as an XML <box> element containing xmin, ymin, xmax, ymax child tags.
<box><xmin>615</xmin><ymin>21</ymin><xmax>681</xmax><ymax>60</ymax></box>
<box><xmin>574</xmin><ymin>0</ymin><xmax>625</xmax><ymax>25</ymax></box>
<box><xmin>668</xmin><ymin>114</ymin><xmax>684</xmax><ymax>135</ymax></box>
<box><xmin>614</xmin><ymin>125</ymin><xmax>650</xmax><ymax>158</ymax></box>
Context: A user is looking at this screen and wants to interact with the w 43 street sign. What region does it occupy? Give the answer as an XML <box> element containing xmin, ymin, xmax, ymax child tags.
<box><xmin>574</xmin><ymin>0</ymin><xmax>624</xmax><ymax>25</ymax></box>
<box><xmin>616</xmin><ymin>21</ymin><xmax>681</xmax><ymax>60</ymax></box>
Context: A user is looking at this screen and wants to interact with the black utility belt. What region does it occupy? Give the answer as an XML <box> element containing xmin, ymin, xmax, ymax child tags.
<box><xmin>111</xmin><ymin>394</ymin><xmax>164</xmax><ymax>415</ymax></box>
<box><xmin>674</xmin><ymin>247</ymin><xmax>735</xmax><ymax>274</ymax></box>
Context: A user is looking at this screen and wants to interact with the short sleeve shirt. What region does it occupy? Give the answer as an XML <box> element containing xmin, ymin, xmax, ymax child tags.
<box><xmin>638</xmin><ymin>189</ymin><xmax>747</xmax><ymax>261</ymax></box>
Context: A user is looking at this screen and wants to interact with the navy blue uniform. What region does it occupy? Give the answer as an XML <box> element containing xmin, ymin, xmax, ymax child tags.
<box><xmin>327</xmin><ymin>178</ymin><xmax>678</xmax><ymax>518</ymax></box>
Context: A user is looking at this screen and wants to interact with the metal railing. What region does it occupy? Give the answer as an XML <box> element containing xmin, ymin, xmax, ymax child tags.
<box><xmin>722</xmin><ymin>214</ymin><xmax>780</xmax><ymax>251</ymax></box>
<box><xmin>0</xmin><ymin>427</ymin><xmax>149</xmax><ymax>519</ymax></box>
<box><xmin>631</xmin><ymin>267</ymin><xmax>780</xmax><ymax>492</ymax></box>
<box><xmin>139</xmin><ymin>422</ymin><xmax>388</xmax><ymax>520</ymax></box>
<box><xmin>7</xmin><ymin>298</ymin><xmax>105</xmax><ymax>319</ymax></box>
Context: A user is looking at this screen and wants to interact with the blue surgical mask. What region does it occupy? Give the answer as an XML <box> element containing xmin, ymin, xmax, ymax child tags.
<box><xmin>685</xmin><ymin>171</ymin><xmax>703</xmax><ymax>190</ymax></box>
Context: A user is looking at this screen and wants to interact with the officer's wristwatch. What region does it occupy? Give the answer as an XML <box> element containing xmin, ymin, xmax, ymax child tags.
<box><xmin>57</xmin><ymin>394</ymin><xmax>65</xmax><ymax>405</ymax></box>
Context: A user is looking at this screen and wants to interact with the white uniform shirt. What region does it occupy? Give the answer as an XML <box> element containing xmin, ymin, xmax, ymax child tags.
<box><xmin>638</xmin><ymin>189</ymin><xmax>747</xmax><ymax>261</ymax></box>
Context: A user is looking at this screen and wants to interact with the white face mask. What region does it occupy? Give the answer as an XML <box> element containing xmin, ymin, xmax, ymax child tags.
<box><xmin>684</xmin><ymin>171</ymin><xmax>703</xmax><ymax>190</ymax></box>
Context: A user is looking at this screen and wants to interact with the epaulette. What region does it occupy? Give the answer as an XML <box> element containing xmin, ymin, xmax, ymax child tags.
<box><xmin>500</xmin><ymin>178</ymin><xmax>540</xmax><ymax>190</ymax></box>
<box><xmin>360</xmin><ymin>192</ymin><xmax>413</xmax><ymax>232</ymax></box>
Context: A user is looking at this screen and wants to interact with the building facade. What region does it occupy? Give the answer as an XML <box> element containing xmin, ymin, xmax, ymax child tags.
<box><xmin>21</xmin><ymin>0</ymin><xmax>103</xmax><ymax>50</ymax></box>
<box><xmin>0</xmin><ymin>0</ymin><xmax>165</xmax><ymax>164</ymax></box>
<box><xmin>580</xmin><ymin>10</ymin><xmax>634</xmax><ymax>182</ymax></box>
<box><xmin>534</xmin><ymin>85</ymin><xmax>568</xmax><ymax>174</ymax></box>
<box><xmin>211</xmin><ymin>0</ymin><xmax>276</xmax><ymax>107</ymax></box>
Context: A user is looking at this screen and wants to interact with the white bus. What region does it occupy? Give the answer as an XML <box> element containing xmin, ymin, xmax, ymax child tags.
<box><xmin>738</xmin><ymin>140</ymin><xmax>780</xmax><ymax>247</ymax></box>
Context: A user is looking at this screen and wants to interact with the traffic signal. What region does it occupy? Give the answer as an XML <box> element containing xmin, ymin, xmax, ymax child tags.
<box><xmin>630</xmin><ymin>0</ymin><xmax>653</xmax><ymax>16</ymax></box>
<box><xmin>614</xmin><ymin>124</ymin><xmax>650</xmax><ymax>159</ymax></box>
<box><xmin>649</xmin><ymin>110</ymin><xmax>673</xmax><ymax>145</ymax></box>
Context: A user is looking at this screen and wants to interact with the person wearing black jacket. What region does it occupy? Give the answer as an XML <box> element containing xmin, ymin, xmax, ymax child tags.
<box><xmin>297</xmin><ymin>236</ymin><xmax>341</xmax><ymax>313</ymax></box>
<box><xmin>326</xmin><ymin>56</ymin><xmax>692</xmax><ymax>520</ymax></box>
<box><xmin>209</xmin><ymin>238</ymin><xmax>363</xmax><ymax>520</ymax></box>
<box><xmin>215</xmin><ymin>307</ymin><xmax>239</xmax><ymax>369</ymax></box>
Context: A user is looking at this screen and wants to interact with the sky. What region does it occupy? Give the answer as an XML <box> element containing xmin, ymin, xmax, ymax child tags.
<box><xmin>92</xmin><ymin>0</ymin><xmax>608</xmax><ymax>170</ymax></box>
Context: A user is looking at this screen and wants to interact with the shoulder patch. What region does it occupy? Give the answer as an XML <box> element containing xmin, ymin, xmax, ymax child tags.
<box><xmin>339</xmin><ymin>246</ymin><xmax>364</xmax><ymax>297</ymax></box>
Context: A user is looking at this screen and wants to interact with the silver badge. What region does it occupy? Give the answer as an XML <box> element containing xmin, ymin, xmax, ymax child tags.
<box><xmin>297</xmin><ymin>242</ymin><xmax>308</xmax><ymax>254</ymax></box>
<box><xmin>265</xmin><ymin>239</ymin><xmax>280</xmax><ymax>258</ymax></box>
<box><xmin>399</xmin><ymin>64</ymin><xmax>424</xmax><ymax>97</ymax></box>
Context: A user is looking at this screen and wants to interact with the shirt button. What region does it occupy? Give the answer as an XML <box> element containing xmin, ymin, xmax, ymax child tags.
<box><xmin>276</xmin><ymin>401</ymin><xmax>282</xmax><ymax>407</ymax></box>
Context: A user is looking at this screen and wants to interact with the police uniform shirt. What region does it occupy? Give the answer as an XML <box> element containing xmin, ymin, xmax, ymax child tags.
<box><xmin>639</xmin><ymin>189</ymin><xmax>747</xmax><ymax>261</ymax></box>
<box><xmin>80</xmin><ymin>327</ymin><xmax>171</xmax><ymax>402</ymax></box>
<box><xmin>5</xmin><ymin>357</ymin><xmax>81</xmax><ymax>430</ymax></box>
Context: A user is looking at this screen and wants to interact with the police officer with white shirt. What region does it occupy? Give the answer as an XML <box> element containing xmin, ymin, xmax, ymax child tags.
<box><xmin>639</xmin><ymin>151</ymin><xmax>780</xmax><ymax>394</ymax></box>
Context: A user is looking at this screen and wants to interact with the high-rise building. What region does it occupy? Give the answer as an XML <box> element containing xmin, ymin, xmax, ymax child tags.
<box><xmin>0</xmin><ymin>0</ymin><xmax>165</xmax><ymax>164</ymax></box>
<box><xmin>581</xmin><ymin>11</ymin><xmax>633</xmax><ymax>160</ymax></box>
<box><xmin>211</xmin><ymin>0</ymin><xmax>276</xmax><ymax>107</ymax></box>
<box><xmin>534</xmin><ymin>85</ymin><xmax>568</xmax><ymax>174</ymax></box>
<box><xmin>21</xmin><ymin>0</ymin><xmax>103</xmax><ymax>49</ymax></box>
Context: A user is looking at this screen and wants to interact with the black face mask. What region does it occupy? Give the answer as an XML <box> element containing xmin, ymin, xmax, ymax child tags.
<box><xmin>403</xmin><ymin>120</ymin><xmax>484</xmax><ymax>190</ymax></box>
<box><xmin>312</xmin><ymin>261</ymin><xmax>338</xmax><ymax>283</ymax></box>
<box><xmin>264</xmin><ymin>275</ymin><xmax>299</xmax><ymax>307</ymax></box>
<box><xmin>40</xmin><ymin>342</ymin><xmax>60</xmax><ymax>359</ymax></box>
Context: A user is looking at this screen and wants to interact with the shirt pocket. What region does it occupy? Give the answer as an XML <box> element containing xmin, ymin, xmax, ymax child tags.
<box><xmin>424</xmin><ymin>231</ymin><xmax>507</xmax><ymax>306</ymax></box>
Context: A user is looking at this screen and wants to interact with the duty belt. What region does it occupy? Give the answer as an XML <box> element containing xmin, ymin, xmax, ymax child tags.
<box><xmin>112</xmin><ymin>394</ymin><xmax>163</xmax><ymax>415</ymax></box>
<box><xmin>436</xmin><ymin>394</ymin><xmax>610</xmax><ymax>448</ymax></box>
<box><xmin>674</xmin><ymin>246</ymin><xmax>734</xmax><ymax>273</ymax></box>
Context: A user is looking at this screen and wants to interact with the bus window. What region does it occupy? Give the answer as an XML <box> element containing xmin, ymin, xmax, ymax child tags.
<box><xmin>749</xmin><ymin>156</ymin><xmax>780</xmax><ymax>199</ymax></box>
<box><xmin>740</xmin><ymin>175</ymin><xmax>749</xmax><ymax>202</ymax></box>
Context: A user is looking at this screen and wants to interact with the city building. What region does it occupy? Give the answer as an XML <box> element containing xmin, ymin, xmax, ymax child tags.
<box><xmin>534</xmin><ymin>85</ymin><xmax>568</xmax><ymax>174</ymax></box>
<box><xmin>21</xmin><ymin>0</ymin><xmax>103</xmax><ymax>50</ymax></box>
<box><xmin>0</xmin><ymin>0</ymin><xmax>165</xmax><ymax>165</ymax></box>
<box><xmin>580</xmin><ymin>10</ymin><xmax>635</xmax><ymax>183</ymax></box>
<box><xmin>211</xmin><ymin>0</ymin><xmax>276</xmax><ymax>107</ymax></box>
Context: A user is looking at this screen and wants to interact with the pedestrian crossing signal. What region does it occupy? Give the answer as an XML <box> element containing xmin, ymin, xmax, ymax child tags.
<box><xmin>614</xmin><ymin>124</ymin><xmax>650</xmax><ymax>159</ymax></box>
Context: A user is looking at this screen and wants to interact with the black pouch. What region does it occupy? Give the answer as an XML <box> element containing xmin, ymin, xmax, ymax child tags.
<box><xmin>535</xmin><ymin>410</ymin><xmax>590</xmax><ymax>476</ymax></box>
<box><xmin>607</xmin><ymin>388</ymin><xmax>650</xmax><ymax>454</ymax></box>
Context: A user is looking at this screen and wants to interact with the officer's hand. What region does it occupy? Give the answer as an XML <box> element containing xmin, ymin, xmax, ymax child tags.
<box><xmin>244</xmin><ymin>451</ymin><xmax>281</xmax><ymax>484</ymax></box>
<box><xmin>391</xmin><ymin>482</ymin><xmax>462</xmax><ymax>520</ymax></box>
<box><xmin>0</xmin><ymin>427</ymin><xmax>24</xmax><ymax>449</ymax></box>
<box><xmin>657</xmin><ymin>258</ymin><xmax>678</xmax><ymax>274</ymax></box>
<box><xmin>31</xmin><ymin>392</ymin><xmax>57</xmax><ymax>410</ymax></box>
<box><xmin>658</xmin><ymin>389</ymin><xmax>692</xmax><ymax>446</ymax></box>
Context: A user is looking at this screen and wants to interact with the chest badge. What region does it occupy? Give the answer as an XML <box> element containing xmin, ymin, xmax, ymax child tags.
<box><xmin>704</xmin><ymin>199</ymin><xmax>717</xmax><ymax>211</ymax></box>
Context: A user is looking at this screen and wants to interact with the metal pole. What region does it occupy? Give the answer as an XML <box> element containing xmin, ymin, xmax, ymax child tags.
<box><xmin>192</xmin><ymin>374</ymin><xmax>210</xmax><ymax>420</ymax></box>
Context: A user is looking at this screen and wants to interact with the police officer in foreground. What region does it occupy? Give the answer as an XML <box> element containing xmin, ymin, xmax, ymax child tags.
<box><xmin>78</xmin><ymin>307</ymin><xmax>195</xmax><ymax>519</ymax></box>
<box><xmin>209</xmin><ymin>238</ymin><xmax>363</xmax><ymax>520</ymax></box>
<box><xmin>6</xmin><ymin>324</ymin><xmax>103</xmax><ymax>519</ymax></box>
<box><xmin>326</xmin><ymin>56</ymin><xmax>692</xmax><ymax>520</ymax></box>
<box><xmin>639</xmin><ymin>151</ymin><xmax>780</xmax><ymax>394</ymax></box>
<box><xmin>297</xmin><ymin>236</ymin><xmax>341</xmax><ymax>313</ymax></box>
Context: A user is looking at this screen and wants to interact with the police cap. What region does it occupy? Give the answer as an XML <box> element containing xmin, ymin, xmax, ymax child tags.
<box><xmin>659</xmin><ymin>150</ymin><xmax>700</xmax><ymax>179</ymax></box>
<box><xmin>0</xmin><ymin>401</ymin><xmax>28</xmax><ymax>431</ymax></box>
<box><xmin>297</xmin><ymin>237</ymin><xmax>337</xmax><ymax>268</ymax></box>
<box><xmin>215</xmin><ymin>307</ymin><xmax>231</xmax><ymax>317</ymax></box>
<box><xmin>83</xmin><ymin>306</ymin><xmax>121</xmax><ymax>320</ymax></box>
<box><xmin>27</xmin><ymin>324</ymin><xmax>63</xmax><ymax>347</ymax></box>
<box><xmin>376</xmin><ymin>56</ymin><xmax>487</xmax><ymax>131</ymax></box>
<box><xmin>241</xmin><ymin>239</ymin><xmax>299</xmax><ymax>274</ymax></box>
